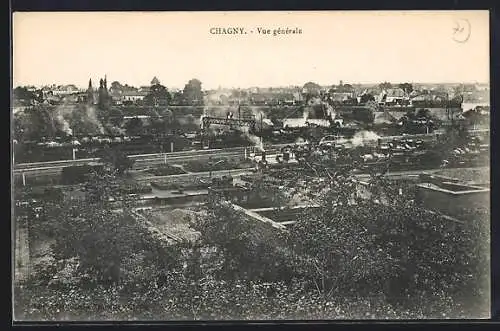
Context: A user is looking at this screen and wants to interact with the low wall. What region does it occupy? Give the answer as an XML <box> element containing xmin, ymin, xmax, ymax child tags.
<box><xmin>228</xmin><ymin>203</ymin><xmax>287</xmax><ymax>245</ymax></box>
<box><xmin>250</xmin><ymin>206</ymin><xmax>319</xmax><ymax>223</ymax></box>
<box><xmin>416</xmin><ymin>183</ymin><xmax>489</xmax><ymax>220</ymax></box>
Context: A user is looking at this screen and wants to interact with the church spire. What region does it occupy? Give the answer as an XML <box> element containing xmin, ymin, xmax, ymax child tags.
<box><xmin>88</xmin><ymin>78</ymin><xmax>93</xmax><ymax>90</ymax></box>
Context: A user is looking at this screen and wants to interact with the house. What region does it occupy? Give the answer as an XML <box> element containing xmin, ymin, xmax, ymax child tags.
<box><xmin>379</xmin><ymin>88</ymin><xmax>408</xmax><ymax>104</ymax></box>
<box><xmin>43</xmin><ymin>91</ymin><xmax>62</xmax><ymax>104</ymax></box>
<box><xmin>329</xmin><ymin>92</ymin><xmax>353</xmax><ymax>103</ymax></box>
<box><xmin>280</xmin><ymin>93</ymin><xmax>297</xmax><ymax>105</ymax></box>
<box><xmin>122</xmin><ymin>90</ymin><xmax>146</xmax><ymax>102</ymax></box>
<box><xmin>109</xmin><ymin>89</ymin><xmax>123</xmax><ymax>104</ymax></box>
<box><xmin>138</xmin><ymin>86</ymin><xmax>151</xmax><ymax>95</ymax></box>
<box><xmin>52</xmin><ymin>84</ymin><xmax>80</xmax><ymax>96</ymax></box>
<box><xmin>292</xmin><ymin>92</ymin><xmax>304</xmax><ymax>103</ymax></box>
<box><xmin>410</xmin><ymin>93</ymin><xmax>448</xmax><ymax>107</ymax></box>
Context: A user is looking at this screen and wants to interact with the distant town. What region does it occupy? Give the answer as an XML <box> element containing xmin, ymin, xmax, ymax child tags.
<box><xmin>13</xmin><ymin>78</ymin><xmax>490</xmax><ymax>111</ymax></box>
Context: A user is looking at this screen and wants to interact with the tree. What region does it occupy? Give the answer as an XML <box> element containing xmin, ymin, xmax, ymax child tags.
<box><xmin>183</xmin><ymin>79</ymin><xmax>204</xmax><ymax>105</ymax></box>
<box><xmin>302</xmin><ymin>82</ymin><xmax>321</xmax><ymax>96</ymax></box>
<box><xmin>19</xmin><ymin>105</ymin><xmax>66</xmax><ymax>140</ymax></box>
<box><xmin>359</xmin><ymin>93</ymin><xmax>375</xmax><ymax>104</ymax></box>
<box><xmin>379</xmin><ymin>82</ymin><xmax>392</xmax><ymax>91</ymax></box>
<box><xmin>68</xmin><ymin>104</ymin><xmax>105</xmax><ymax>137</ymax></box>
<box><xmin>13</xmin><ymin>86</ymin><xmax>40</xmax><ymax>105</ymax></box>
<box><xmin>281</xmin><ymin>171</ymin><xmax>394</xmax><ymax>302</ymax></box>
<box><xmin>125</xmin><ymin>117</ymin><xmax>144</xmax><ymax>136</ymax></box>
<box><xmin>98</xmin><ymin>146</ymin><xmax>135</xmax><ymax>175</ymax></box>
<box><xmin>398</xmin><ymin>83</ymin><xmax>414</xmax><ymax>94</ymax></box>
<box><xmin>42</xmin><ymin>166</ymin><xmax>185</xmax><ymax>286</ymax></box>
<box><xmin>106</xmin><ymin>107</ymin><xmax>124</xmax><ymax>128</ymax></box>
<box><xmin>144</xmin><ymin>84</ymin><xmax>171</xmax><ymax>107</ymax></box>
<box><xmin>171</xmin><ymin>91</ymin><xmax>184</xmax><ymax>105</ymax></box>
<box><xmin>438</xmin><ymin>122</ymin><xmax>470</xmax><ymax>157</ymax></box>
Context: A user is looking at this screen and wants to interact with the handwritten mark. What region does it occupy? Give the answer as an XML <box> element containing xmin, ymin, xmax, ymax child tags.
<box><xmin>452</xmin><ymin>18</ymin><xmax>471</xmax><ymax>43</ymax></box>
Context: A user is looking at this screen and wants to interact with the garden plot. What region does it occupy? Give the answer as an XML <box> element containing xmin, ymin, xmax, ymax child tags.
<box><xmin>145</xmin><ymin>208</ymin><xmax>203</xmax><ymax>243</ymax></box>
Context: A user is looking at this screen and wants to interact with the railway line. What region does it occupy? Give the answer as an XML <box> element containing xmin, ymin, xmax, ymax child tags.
<box><xmin>13</xmin><ymin>145</ymin><xmax>284</xmax><ymax>175</ymax></box>
<box><xmin>13</xmin><ymin>129</ymin><xmax>489</xmax><ymax>178</ymax></box>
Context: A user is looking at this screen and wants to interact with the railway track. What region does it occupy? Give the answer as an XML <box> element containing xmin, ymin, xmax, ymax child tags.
<box><xmin>13</xmin><ymin>129</ymin><xmax>489</xmax><ymax>176</ymax></box>
<box><xmin>13</xmin><ymin>146</ymin><xmax>277</xmax><ymax>175</ymax></box>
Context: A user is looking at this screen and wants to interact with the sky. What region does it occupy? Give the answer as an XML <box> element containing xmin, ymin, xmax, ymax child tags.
<box><xmin>12</xmin><ymin>11</ymin><xmax>490</xmax><ymax>90</ymax></box>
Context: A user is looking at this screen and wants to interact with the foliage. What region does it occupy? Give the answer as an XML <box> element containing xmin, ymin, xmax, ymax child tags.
<box><xmin>13</xmin><ymin>87</ymin><xmax>42</xmax><ymax>105</ymax></box>
<box><xmin>14</xmin><ymin>106</ymin><xmax>66</xmax><ymax>140</ymax></box>
<box><xmin>303</xmin><ymin>82</ymin><xmax>321</xmax><ymax>92</ymax></box>
<box><xmin>359</xmin><ymin>93</ymin><xmax>375</xmax><ymax>104</ymax></box>
<box><xmin>398</xmin><ymin>83</ymin><xmax>413</xmax><ymax>94</ymax></box>
<box><xmin>193</xmin><ymin>195</ymin><xmax>292</xmax><ymax>283</ymax></box>
<box><xmin>98</xmin><ymin>147</ymin><xmax>135</xmax><ymax>175</ymax></box>
<box><xmin>124</xmin><ymin>117</ymin><xmax>144</xmax><ymax>136</ymax></box>
<box><xmin>378</xmin><ymin>82</ymin><xmax>393</xmax><ymax>91</ymax></box>
<box><xmin>144</xmin><ymin>84</ymin><xmax>171</xmax><ymax>107</ymax></box>
<box><xmin>182</xmin><ymin>79</ymin><xmax>204</xmax><ymax>106</ymax></box>
<box><xmin>14</xmin><ymin>146</ymin><xmax>490</xmax><ymax>320</ymax></box>
<box><xmin>438</xmin><ymin>122</ymin><xmax>471</xmax><ymax>159</ymax></box>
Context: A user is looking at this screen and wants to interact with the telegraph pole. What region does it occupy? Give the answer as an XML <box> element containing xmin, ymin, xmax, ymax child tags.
<box><xmin>12</xmin><ymin>139</ymin><xmax>17</xmax><ymax>166</ymax></box>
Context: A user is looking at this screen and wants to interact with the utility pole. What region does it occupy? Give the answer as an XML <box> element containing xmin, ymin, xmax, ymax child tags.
<box><xmin>162</xmin><ymin>140</ymin><xmax>167</xmax><ymax>164</ymax></box>
<box><xmin>12</xmin><ymin>139</ymin><xmax>17</xmax><ymax>166</ymax></box>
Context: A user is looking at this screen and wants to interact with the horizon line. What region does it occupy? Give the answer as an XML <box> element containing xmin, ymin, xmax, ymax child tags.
<box><xmin>13</xmin><ymin>80</ymin><xmax>490</xmax><ymax>90</ymax></box>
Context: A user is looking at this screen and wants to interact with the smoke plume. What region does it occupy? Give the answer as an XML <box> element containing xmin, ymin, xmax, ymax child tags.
<box><xmin>373</xmin><ymin>112</ymin><xmax>394</xmax><ymax>125</ymax></box>
<box><xmin>239</xmin><ymin>127</ymin><xmax>264</xmax><ymax>151</ymax></box>
<box><xmin>85</xmin><ymin>105</ymin><xmax>105</xmax><ymax>134</ymax></box>
<box><xmin>295</xmin><ymin>137</ymin><xmax>306</xmax><ymax>144</ymax></box>
<box><xmin>54</xmin><ymin>104</ymin><xmax>74</xmax><ymax>136</ymax></box>
<box><xmin>350</xmin><ymin>130</ymin><xmax>380</xmax><ymax>147</ymax></box>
